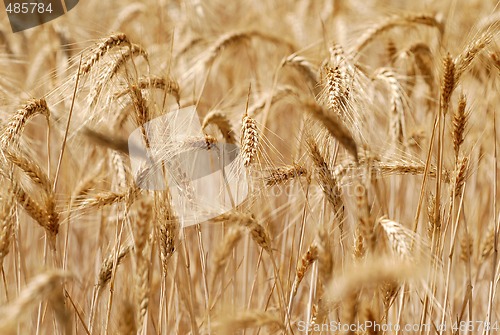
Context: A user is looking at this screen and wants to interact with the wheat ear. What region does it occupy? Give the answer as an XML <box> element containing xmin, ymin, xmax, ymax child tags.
<box><xmin>241</xmin><ymin>112</ymin><xmax>259</xmax><ymax>168</ymax></box>
<box><xmin>134</xmin><ymin>199</ymin><xmax>151</xmax><ymax>332</ymax></box>
<box><xmin>452</xmin><ymin>94</ymin><xmax>469</xmax><ymax>159</ymax></box>
<box><xmin>202</xmin><ymin>110</ymin><xmax>236</xmax><ymax>144</ymax></box>
<box><xmin>80</xmin><ymin>33</ymin><xmax>131</xmax><ymax>75</ymax></box>
<box><xmin>353</xmin><ymin>13</ymin><xmax>444</xmax><ymax>53</ymax></box>
<box><xmin>306</xmin><ymin>136</ymin><xmax>344</xmax><ymax>222</ymax></box>
<box><xmin>90</xmin><ymin>44</ymin><xmax>149</xmax><ymax>108</ymax></box>
<box><xmin>374</xmin><ymin>68</ymin><xmax>406</xmax><ymax>146</ymax></box>
<box><xmin>0</xmin><ymin>271</ymin><xmax>69</xmax><ymax>333</ymax></box>
<box><xmin>302</xmin><ymin>99</ymin><xmax>358</xmax><ymax>162</ymax></box>
<box><xmin>1</xmin><ymin>98</ymin><xmax>49</xmax><ymax>147</ymax></box>
<box><xmin>440</xmin><ymin>53</ymin><xmax>456</xmax><ymax>113</ymax></box>
<box><xmin>114</xmin><ymin>76</ymin><xmax>180</xmax><ymax>105</ymax></box>
<box><xmin>0</xmin><ymin>186</ymin><xmax>15</xmax><ymax>265</ymax></box>
<box><xmin>97</xmin><ymin>243</ymin><xmax>132</xmax><ymax>290</ymax></box>
<box><xmin>454</xmin><ymin>32</ymin><xmax>493</xmax><ymax>83</ymax></box>
<box><xmin>265</xmin><ymin>164</ymin><xmax>308</xmax><ymax>186</ymax></box>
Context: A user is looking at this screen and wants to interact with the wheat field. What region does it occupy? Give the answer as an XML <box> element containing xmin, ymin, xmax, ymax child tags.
<box><xmin>0</xmin><ymin>0</ymin><xmax>499</xmax><ymax>334</ymax></box>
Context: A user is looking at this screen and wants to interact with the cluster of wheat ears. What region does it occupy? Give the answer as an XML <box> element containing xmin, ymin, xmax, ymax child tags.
<box><xmin>0</xmin><ymin>0</ymin><xmax>499</xmax><ymax>334</ymax></box>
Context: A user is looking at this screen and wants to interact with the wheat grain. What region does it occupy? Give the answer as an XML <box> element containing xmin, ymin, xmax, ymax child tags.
<box><xmin>248</xmin><ymin>85</ymin><xmax>298</xmax><ymax>117</ymax></box>
<box><xmin>12</xmin><ymin>182</ymin><xmax>49</xmax><ymax>230</ymax></box>
<box><xmin>214</xmin><ymin>212</ymin><xmax>272</xmax><ymax>253</ymax></box>
<box><xmin>90</xmin><ymin>44</ymin><xmax>149</xmax><ymax>108</ymax></box>
<box><xmin>211</xmin><ymin>226</ymin><xmax>244</xmax><ymax>289</ymax></box>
